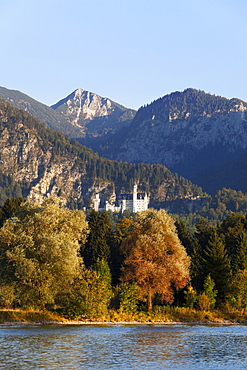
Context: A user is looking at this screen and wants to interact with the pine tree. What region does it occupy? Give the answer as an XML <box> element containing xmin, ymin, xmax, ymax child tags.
<box><xmin>91</xmin><ymin>258</ymin><xmax>113</xmax><ymax>315</ymax></box>
<box><xmin>175</xmin><ymin>220</ymin><xmax>200</xmax><ymax>283</ymax></box>
<box><xmin>203</xmin><ymin>232</ymin><xmax>231</xmax><ymax>303</ymax></box>
<box><xmin>218</xmin><ymin>214</ymin><xmax>247</xmax><ymax>273</ymax></box>
<box><xmin>232</xmin><ymin>232</ymin><xmax>247</xmax><ymax>272</ymax></box>
<box><xmin>194</xmin><ymin>218</ymin><xmax>216</xmax><ymax>289</ymax></box>
<box><xmin>82</xmin><ymin>210</ymin><xmax>112</xmax><ymax>267</ymax></box>
<box><xmin>109</xmin><ymin>218</ymin><xmax>132</xmax><ymax>286</ymax></box>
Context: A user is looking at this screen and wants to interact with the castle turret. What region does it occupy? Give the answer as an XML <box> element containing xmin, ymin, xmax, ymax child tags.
<box><xmin>93</xmin><ymin>193</ymin><xmax>100</xmax><ymax>212</ymax></box>
<box><xmin>133</xmin><ymin>184</ymin><xmax>138</xmax><ymax>213</ymax></box>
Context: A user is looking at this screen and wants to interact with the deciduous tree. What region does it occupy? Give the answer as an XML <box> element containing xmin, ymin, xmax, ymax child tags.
<box><xmin>121</xmin><ymin>209</ymin><xmax>190</xmax><ymax>311</ymax></box>
<box><xmin>229</xmin><ymin>269</ymin><xmax>247</xmax><ymax>308</ymax></box>
<box><xmin>0</xmin><ymin>197</ymin><xmax>88</xmax><ymax>308</ymax></box>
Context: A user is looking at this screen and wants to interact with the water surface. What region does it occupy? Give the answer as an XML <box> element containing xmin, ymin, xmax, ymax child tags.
<box><xmin>0</xmin><ymin>324</ymin><xmax>247</xmax><ymax>369</ymax></box>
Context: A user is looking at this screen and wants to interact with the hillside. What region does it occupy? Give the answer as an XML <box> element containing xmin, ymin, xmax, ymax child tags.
<box><xmin>0</xmin><ymin>86</ymin><xmax>135</xmax><ymax>141</ymax></box>
<box><xmin>96</xmin><ymin>88</ymin><xmax>247</xmax><ymax>194</ymax></box>
<box><xmin>0</xmin><ymin>86</ymin><xmax>76</xmax><ymax>135</ymax></box>
<box><xmin>0</xmin><ymin>98</ymin><xmax>206</xmax><ymax>211</ymax></box>
<box><xmin>51</xmin><ymin>88</ymin><xmax>136</xmax><ymax>139</ymax></box>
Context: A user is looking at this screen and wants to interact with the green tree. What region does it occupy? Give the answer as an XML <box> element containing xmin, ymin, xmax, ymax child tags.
<box><xmin>117</xmin><ymin>282</ymin><xmax>138</xmax><ymax>313</ymax></box>
<box><xmin>0</xmin><ymin>197</ymin><xmax>88</xmax><ymax>308</ymax></box>
<box><xmin>91</xmin><ymin>258</ymin><xmax>113</xmax><ymax>316</ymax></box>
<box><xmin>109</xmin><ymin>218</ymin><xmax>133</xmax><ymax>285</ymax></box>
<box><xmin>68</xmin><ymin>259</ymin><xmax>113</xmax><ymax>317</ymax></box>
<box><xmin>232</xmin><ymin>232</ymin><xmax>247</xmax><ymax>272</ymax></box>
<box><xmin>0</xmin><ymin>197</ymin><xmax>24</xmax><ymax>227</ymax></box>
<box><xmin>194</xmin><ymin>218</ymin><xmax>216</xmax><ymax>289</ymax></box>
<box><xmin>194</xmin><ymin>218</ymin><xmax>216</xmax><ymax>253</ymax></box>
<box><xmin>218</xmin><ymin>214</ymin><xmax>247</xmax><ymax>273</ymax></box>
<box><xmin>121</xmin><ymin>209</ymin><xmax>190</xmax><ymax>311</ymax></box>
<box><xmin>175</xmin><ymin>220</ymin><xmax>200</xmax><ymax>284</ymax></box>
<box><xmin>203</xmin><ymin>232</ymin><xmax>231</xmax><ymax>303</ymax></box>
<box><xmin>184</xmin><ymin>285</ymin><xmax>197</xmax><ymax>308</ymax></box>
<box><xmin>202</xmin><ymin>274</ymin><xmax>217</xmax><ymax>309</ymax></box>
<box><xmin>83</xmin><ymin>210</ymin><xmax>111</xmax><ymax>267</ymax></box>
<box><xmin>229</xmin><ymin>269</ymin><xmax>247</xmax><ymax>308</ymax></box>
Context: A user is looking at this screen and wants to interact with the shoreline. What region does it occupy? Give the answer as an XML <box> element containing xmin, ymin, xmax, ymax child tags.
<box><xmin>1</xmin><ymin>308</ymin><xmax>247</xmax><ymax>326</ymax></box>
<box><xmin>0</xmin><ymin>319</ymin><xmax>244</xmax><ymax>326</ymax></box>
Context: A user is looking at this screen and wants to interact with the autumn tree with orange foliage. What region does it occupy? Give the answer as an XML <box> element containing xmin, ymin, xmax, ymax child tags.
<box><xmin>121</xmin><ymin>209</ymin><xmax>190</xmax><ymax>311</ymax></box>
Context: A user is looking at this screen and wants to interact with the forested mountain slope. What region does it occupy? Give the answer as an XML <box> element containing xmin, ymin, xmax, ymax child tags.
<box><xmin>0</xmin><ymin>86</ymin><xmax>76</xmax><ymax>135</ymax></box>
<box><xmin>0</xmin><ymin>99</ymin><xmax>206</xmax><ymax>211</ymax></box>
<box><xmin>0</xmin><ymin>86</ymin><xmax>135</xmax><ymax>141</ymax></box>
<box><xmin>96</xmin><ymin>89</ymin><xmax>247</xmax><ymax>194</ymax></box>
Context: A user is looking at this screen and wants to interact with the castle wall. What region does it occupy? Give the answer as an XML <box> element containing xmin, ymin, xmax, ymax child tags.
<box><xmin>94</xmin><ymin>185</ymin><xmax>149</xmax><ymax>213</ymax></box>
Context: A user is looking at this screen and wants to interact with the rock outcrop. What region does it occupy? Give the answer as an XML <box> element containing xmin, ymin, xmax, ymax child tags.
<box><xmin>51</xmin><ymin>88</ymin><xmax>136</xmax><ymax>138</ymax></box>
<box><xmin>0</xmin><ymin>99</ymin><xmax>205</xmax><ymax>212</ymax></box>
<box><xmin>96</xmin><ymin>89</ymin><xmax>247</xmax><ymax>193</ymax></box>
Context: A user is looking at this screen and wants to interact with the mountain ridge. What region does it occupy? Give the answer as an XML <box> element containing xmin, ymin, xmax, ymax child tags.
<box><xmin>2</xmin><ymin>85</ymin><xmax>247</xmax><ymax>195</ymax></box>
<box><xmin>0</xmin><ymin>98</ymin><xmax>205</xmax><ymax>212</ymax></box>
<box><xmin>0</xmin><ymin>86</ymin><xmax>135</xmax><ymax>140</ymax></box>
<box><xmin>95</xmin><ymin>88</ymin><xmax>247</xmax><ymax>194</ymax></box>
<box><xmin>51</xmin><ymin>88</ymin><xmax>136</xmax><ymax>140</ymax></box>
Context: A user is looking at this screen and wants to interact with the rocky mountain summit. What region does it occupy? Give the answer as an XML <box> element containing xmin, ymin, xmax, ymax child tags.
<box><xmin>51</xmin><ymin>88</ymin><xmax>136</xmax><ymax>138</ymax></box>
<box><xmin>2</xmin><ymin>85</ymin><xmax>247</xmax><ymax>195</ymax></box>
<box><xmin>97</xmin><ymin>89</ymin><xmax>247</xmax><ymax>193</ymax></box>
<box><xmin>0</xmin><ymin>86</ymin><xmax>135</xmax><ymax>141</ymax></box>
<box><xmin>0</xmin><ymin>98</ymin><xmax>205</xmax><ymax>212</ymax></box>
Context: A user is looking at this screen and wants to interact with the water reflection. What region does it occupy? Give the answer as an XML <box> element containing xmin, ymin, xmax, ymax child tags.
<box><xmin>123</xmin><ymin>326</ymin><xmax>191</xmax><ymax>368</ymax></box>
<box><xmin>0</xmin><ymin>324</ymin><xmax>247</xmax><ymax>369</ymax></box>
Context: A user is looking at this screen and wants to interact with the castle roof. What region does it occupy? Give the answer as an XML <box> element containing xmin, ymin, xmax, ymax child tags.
<box><xmin>118</xmin><ymin>192</ymin><xmax>147</xmax><ymax>200</ymax></box>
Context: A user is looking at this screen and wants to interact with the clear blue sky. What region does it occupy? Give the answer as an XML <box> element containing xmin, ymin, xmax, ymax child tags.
<box><xmin>1</xmin><ymin>0</ymin><xmax>247</xmax><ymax>110</ymax></box>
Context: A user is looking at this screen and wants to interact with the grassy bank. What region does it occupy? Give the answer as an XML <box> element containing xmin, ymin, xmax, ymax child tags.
<box><xmin>1</xmin><ymin>307</ymin><xmax>247</xmax><ymax>325</ymax></box>
<box><xmin>0</xmin><ymin>309</ymin><xmax>66</xmax><ymax>324</ymax></box>
<box><xmin>106</xmin><ymin>307</ymin><xmax>247</xmax><ymax>324</ymax></box>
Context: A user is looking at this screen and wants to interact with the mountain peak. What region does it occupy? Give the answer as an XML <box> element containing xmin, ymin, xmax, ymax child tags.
<box><xmin>51</xmin><ymin>88</ymin><xmax>136</xmax><ymax>137</ymax></box>
<box><xmin>138</xmin><ymin>88</ymin><xmax>247</xmax><ymax>123</ymax></box>
<box><xmin>97</xmin><ymin>88</ymin><xmax>247</xmax><ymax>194</ymax></box>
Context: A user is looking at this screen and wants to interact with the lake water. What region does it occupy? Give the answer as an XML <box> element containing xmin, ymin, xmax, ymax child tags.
<box><xmin>0</xmin><ymin>324</ymin><xmax>247</xmax><ymax>369</ymax></box>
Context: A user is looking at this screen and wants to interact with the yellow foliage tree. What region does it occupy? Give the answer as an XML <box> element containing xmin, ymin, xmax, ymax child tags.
<box><xmin>0</xmin><ymin>197</ymin><xmax>88</xmax><ymax>308</ymax></box>
<box><xmin>121</xmin><ymin>209</ymin><xmax>190</xmax><ymax>311</ymax></box>
<box><xmin>229</xmin><ymin>269</ymin><xmax>247</xmax><ymax>308</ymax></box>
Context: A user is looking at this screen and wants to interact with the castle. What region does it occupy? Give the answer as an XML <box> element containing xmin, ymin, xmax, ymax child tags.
<box><xmin>93</xmin><ymin>185</ymin><xmax>149</xmax><ymax>213</ymax></box>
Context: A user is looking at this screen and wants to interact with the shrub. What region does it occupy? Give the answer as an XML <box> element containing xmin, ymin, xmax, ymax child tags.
<box><xmin>184</xmin><ymin>286</ymin><xmax>197</xmax><ymax>308</ymax></box>
<box><xmin>196</xmin><ymin>293</ymin><xmax>211</xmax><ymax>311</ymax></box>
<box><xmin>118</xmin><ymin>282</ymin><xmax>138</xmax><ymax>313</ymax></box>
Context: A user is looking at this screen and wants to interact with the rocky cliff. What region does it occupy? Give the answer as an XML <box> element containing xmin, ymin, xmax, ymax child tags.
<box><xmin>97</xmin><ymin>89</ymin><xmax>247</xmax><ymax>193</ymax></box>
<box><xmin>0</xmin><ymin>86</ymin><xmax>135</xmax><ymax>141</ymax></box>
<box><xmin>51</xmin><ymin>88</ymin><xmax>136</xmax><ymax>138</ymax></box>
<box><xmin>0</xmin><ymin>98</ymin><xmax>206</xmax><ymax>212</ymax></box>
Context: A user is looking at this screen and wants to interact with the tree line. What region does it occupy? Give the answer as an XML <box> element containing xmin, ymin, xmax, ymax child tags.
<box><xmin>176</xmin><ymin>188</ymin><xmax>247</xmax><ymax>227</ymax></box>
<box><xmin>0</xmin><ymin>197</ymin><xmax>246</xmax><ymax>318</ymax></box>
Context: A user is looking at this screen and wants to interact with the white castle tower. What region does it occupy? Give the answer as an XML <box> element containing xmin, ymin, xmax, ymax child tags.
<box><xmin>93</xmin><ymin>193</ymin><xmax>100</xmax><ymax>212</ymax></box>
<box><xmin>93</xmin><ymin>184</ymin><xmax>149</xmax><ymax>213</ymax></box>
<box><xmin>132</xmin><ymin>184</ymin><xmax>138</xmax><ymax>213</ymax></box>
<box><xmin>118</xmin><ymin>184</ymin><xmax>149</xmax><ymax>213</ymax></box>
